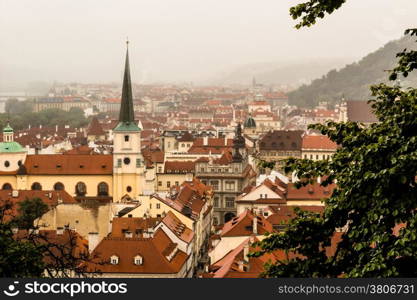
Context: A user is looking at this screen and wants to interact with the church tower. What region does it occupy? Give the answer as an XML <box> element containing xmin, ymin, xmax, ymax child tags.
<box><xmin>232</xmin><ymin>123</ymin><xmax>246</xmax><ymax>162</ymax></box>
<box><xmin>113</xmin><ymin>40</ymin><xmax>144</xmax><ymax>202</ymax></box>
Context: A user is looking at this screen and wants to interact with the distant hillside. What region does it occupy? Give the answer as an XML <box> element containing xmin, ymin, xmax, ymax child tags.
<box><xmin>210</xmin><ymin>58</ymin><xmax>353</xmax><ymax>87</ymax></box>
<box><xmin>288</xmin><ymin>36</ymin><xmax>417</xmax><ymax>108</ymax></box>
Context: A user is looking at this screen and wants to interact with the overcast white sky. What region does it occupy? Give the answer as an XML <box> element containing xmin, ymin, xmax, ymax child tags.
<box><xmin>0</xmin><ymin>0</ymin><xmax>416</xmax><ymax>87</ymax></box>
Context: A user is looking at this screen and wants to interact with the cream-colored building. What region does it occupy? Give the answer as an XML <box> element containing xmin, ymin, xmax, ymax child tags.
<box><xmin>301</xmin><ymin>134</ymin><xmax>338</xmax><ymax>161</ymax></box>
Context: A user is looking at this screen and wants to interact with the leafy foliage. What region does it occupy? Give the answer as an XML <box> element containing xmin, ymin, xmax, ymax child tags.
<box><xmin>253</xmin><ymin>80</ymin><xmax>417</xmax><ymax>277</ymax></box>
<box><xmin>390</xmin><ymin>29</ymin><xmax>417</xmax><ymax>80</ymax></box>
<box><xmin>13</xmin><ymin>198</ymin><xmax>48</xmax><ymax>230</ymax></box>
<box><xmin>252</xmin><ymin>19</ymin><xmax>417</xmax><ymax>276</ymax></box>
<box><xmin>0</xmin><ymin>201</ymin><xmax>45</xmax><ymax>277</ymax></box>
<box><xmin>0</xmin><ymin>198</ymin><xmax>94</xmax><ymax>278</ymax></box>
<box><xmin>290</xmin><ymin>0</ymin><xmax>346</xmax><ymax>29</ymax></box>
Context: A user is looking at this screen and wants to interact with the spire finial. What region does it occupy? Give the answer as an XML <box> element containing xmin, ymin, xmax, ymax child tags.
<box><xmin>126</xmin><ymin>37</ymin><xmax>129</xmax><ymax>48</ymax></box>
<box><xmin>114</xmin><ymin>37</ymin><xmax>140</xmax><ymax>132</ymax></box>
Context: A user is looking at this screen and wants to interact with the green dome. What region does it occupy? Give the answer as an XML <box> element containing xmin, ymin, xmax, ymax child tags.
<box><xmin>3</xmin><ymin>124</ymin><xmax>13</xmax><ymax>133</ymax></box>
<box><xmin>0</xmin><ymin>141</ymin><xmax>24</xmax><ymax>153</ymax></box>
<box><xmin>244</xmin><ymin>115</ymin><xmax>256</xmax><ymax>128</ymax></box>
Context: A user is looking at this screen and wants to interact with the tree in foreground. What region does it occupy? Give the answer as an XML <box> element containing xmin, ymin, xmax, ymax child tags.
<box><xmin>251</xmin><ymin>3</ymin><xmax>417</xmax><ymax>277</ymax></box>
<box><xmin>0</xmin><ymin>198</ymin><xmax>93</xmax><ymax>278</ymax></box>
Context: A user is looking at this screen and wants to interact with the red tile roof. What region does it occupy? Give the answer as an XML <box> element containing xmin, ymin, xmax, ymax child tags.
<box><xmin>85</xmin><ymin>229</ymin><xmax>188</xmax><ymax>274</ymax></box>
<box><xmin>164</xmin><ymin>161</ymin><xmax>195</xmax><ymax>173</ymax></box>
<box><xmin>111</xmin><ymin>217</ymin><xmax>162</xmax><ymax>238</ymax></box>
<box><xmin>346</xmin><ymin>101</ymin><xmax>378</xmax><ymax>123</ymax></box>
<box><xmin>221</xmin><ymin>209</ymin><xmax>273</xmax><ymax>237</ymax></box>
<box><xmin>22</xmin><ymin>154</ymin><xmax>113</xmax><ymax>175</ymax></box>
<box><xmin>286</xmin><ymin>182</ymin><xmax>336</xmax><ymax>201</ymax></box>
<box><xmin>86</xmin><ymin>117</ymin><xmax>105</xmax><ymax>136</ymax></box>
<box><xmin>302</xmin><ymin>135</ymin><xmax>338</xmax><ymax>150</ymax></box>
<box><xmin>161</xmin><ymin>211</ymin><xmax>194</xmax><ymax>243</ymax></box>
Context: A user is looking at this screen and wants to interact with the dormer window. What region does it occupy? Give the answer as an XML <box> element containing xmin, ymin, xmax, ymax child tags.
<box><xmin>134</xmin><ymin>255</ymin><xmax>143</xmax><ymax>265</ymax></box>
<box><xmin>110</xmin><ymin>255</ymin><xmax>119</xmax><ymax>265</ymax></box>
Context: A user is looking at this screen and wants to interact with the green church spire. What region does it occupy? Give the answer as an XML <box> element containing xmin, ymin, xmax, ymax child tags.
<box><xmin>114</xmin><ymin>39</ymin><xmax>140</xmax><ymax>132</ymax></box>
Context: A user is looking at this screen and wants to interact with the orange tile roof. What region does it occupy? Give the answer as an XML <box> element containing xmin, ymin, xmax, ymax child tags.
<box><xmin>22</xmin><ymin>154</ymin><xmax>113</xmax><ymax>175</ymax></box>
<box><xmin>302</xmin><ymin>135</ymin><xmax>338</xmax><ymax>150</ymax></box>
<box><xmin>111</xmin><ymin>217</ymin><xmax>162</xmax><ymax>238</ymax></box>
<box><xmin>221</xmin><ymin>209</ymin><xmax>273</xmax><ymax>237</ymax></box>
<box><xmin>164</xmin><ymin>161</ymin><xmax>195</xmax><ymax>173</ymax></box>
<box><xmin>266</xmin><ymin>205</ymin><xmax>324</xmax><ymax>225</ymax></box>
<box><xmin>85</xmin><ymin>229</ymin><xmax>188</xmax><ymax>274</ymax></box>
<box><xmin>162</xmin><ymin>211</ymin><xmax>194</xmax><ymax>243</ymax></box>
<box><xmin>286</xmin><ymin>182</ymin><xmax>336</xmax><ymax>201</ymax></box>
<box><xmin>86</xmin><ymin>117</ymin><xmax>105</xmax><ymax>136</ymax></box>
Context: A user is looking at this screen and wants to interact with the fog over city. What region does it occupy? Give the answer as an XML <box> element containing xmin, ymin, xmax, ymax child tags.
<box><xmin>1</xmin><ymin>0</ymin><xmax>416</xmax><ymax>90</ymax></box>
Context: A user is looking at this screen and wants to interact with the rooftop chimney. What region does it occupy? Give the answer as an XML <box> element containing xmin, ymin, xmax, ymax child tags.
<box><xmin>252</xmin><ymin>215</ymin><xmax>258</xmax><ymax>235</ymax></box>
<box><xmin>56</xmin><ymin>227</ymin><xmax>64</xmax><ymax>235</ymax></box>
<box><xmin>243</xmin><ymin>242</ymin><xmax>250</xmax><ymax>263</ymax></box>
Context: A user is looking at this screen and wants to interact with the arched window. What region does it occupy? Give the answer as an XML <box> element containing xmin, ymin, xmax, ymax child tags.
<box><xmin>54</xmin><ymin>182</ymin><xmax>65</xmax><ymax>191</ymax></box>
<box><xmin>134</xmin><ymin>255</ymin><xmax>143</xmax><ymax>265</ymax></box>
<box><xmin>75</xmin><ymin>182</ymin><xmax>87</xmax><ymax>196</ymax></box>
<box><xmin>224</xmin><ymin>212</ymin><xmax>236</xmax><ymax>223</ymax></box>
<box><xmin>98</xmin><ymin>182</ymin><xmax>109</xmax><ymax>196</ymax></box>
<box><xmin>31</xmin><ymin>182</ymin><xmax>42</xmax><ymax>190</ymax></box>
<box><xmin>2</xmin><ymin>183</ymin><xmax>12</xmax><ymax>190</ymax></box>
<box><xmin>110</xmin><ymin>255</ymin><xmax>119</xmax><ymax>265</ymax></box>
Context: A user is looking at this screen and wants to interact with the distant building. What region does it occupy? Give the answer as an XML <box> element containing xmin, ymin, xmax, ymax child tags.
<box><xmin>339</xmin><ymin>100</ymin><xmax>378</xmax><ymax>125</ymax></box>
<box><xmin>257</xmin><ymin>130</ymin><xmax>303</xmax><ymax>170</ymax></box>
<box><xmin>301</xmin><ymin>134</ymin><xmax>338</xmax><ymax>160</ymax></box>
<box><xmin>195</xmin><ymin>124</ymin><xmax>256</xmax><ymax>224</ymax></box>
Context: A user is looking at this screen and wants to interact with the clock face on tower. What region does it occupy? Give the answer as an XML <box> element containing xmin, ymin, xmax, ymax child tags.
<box><xmin>123</xmin><ymin>157</ymin><xmax>131</xmax><ymax>165</ymax></box>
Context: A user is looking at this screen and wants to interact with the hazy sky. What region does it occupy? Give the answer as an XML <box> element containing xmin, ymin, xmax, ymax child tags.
<box><xmin>1</xmin><ymin>0</ymin><xmax>416</xmax><ymax>87</ymax></box>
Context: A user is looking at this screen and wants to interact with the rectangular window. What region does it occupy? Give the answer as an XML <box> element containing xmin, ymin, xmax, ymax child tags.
<box><xmin>225</xmin><ymin>197</ymin><xmax>235</xmax><ymax>208</ymax></box>
<box><xmin>158</xmin><ymin>181</ymin><xmax>162</xmax><ymax>186</ymax></box>
<box><xmin>158</xmin><ymin>167</ymin><xmax>162</xmax><ymax>173</ymax></box>
<box><xmin>225</xmin><ymin>181</ymin><xmax>235</xmax><ymax>191</ymax></box>
<box><xmin>175</xmin><ymin>181</ymin><xmax>179</xmax><ymax>186</ymax></box>
<box><xmin>136</xmin><ymin>158</ymin><xmax>141</xmax><ymax>167</ymax></box>
<box><xmin>210</xmin><ymin>180</ymin><xmax>219</xmax><ymax>191</ymax></box>
<box><xmin>117</xmin><ymin>159</ymin><xmax>122</xmax><ymax>167</ymax></box>
<box><xmin>213</xmin><ymin>197</ymin><xmax>219</xmax><ymax>208</ymax></box>
<box><xmin>124</xmin><ymin>135</ymin><xmax>129</xmax><ymax>142</ymax></box>
<box><xmin>156</xmin><ymin>203</ymin><xmax>160</xmax><ymax>209</ymax></box>
<box><xmin>167</xmin><ymin>181</ymin><xmax>171</xmax><ymax>188</ymax></box>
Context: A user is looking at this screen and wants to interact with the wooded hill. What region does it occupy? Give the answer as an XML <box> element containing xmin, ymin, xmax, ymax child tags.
<box><xmin>288</xmin><ymin>36</ymin><xmax>417</xmax><ymax>108</ymax></box>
